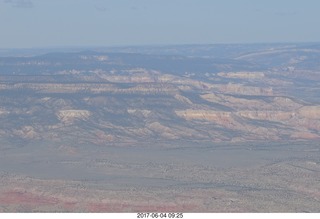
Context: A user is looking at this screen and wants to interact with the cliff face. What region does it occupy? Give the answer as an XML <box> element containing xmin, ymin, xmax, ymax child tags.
<box><xmin>1</xmin><ymin>45</ymin><xmax>320</xmax><ymax>213</ymax></box>
<box><xmin>0</xmin><ymin>47</ymin><xmax>319</xmax><ymax>146</ymax></box>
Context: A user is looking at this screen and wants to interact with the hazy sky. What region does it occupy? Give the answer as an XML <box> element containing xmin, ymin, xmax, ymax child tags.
<box><xmin>1</xmin><ymin>0</ymin><xmax>320</xmax><ymax>48</ymax></box>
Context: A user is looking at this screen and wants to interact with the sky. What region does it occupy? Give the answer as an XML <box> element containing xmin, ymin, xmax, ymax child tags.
<box><xmin>0</xmin><ymin>0</ymin><xmax>320</xmax><ymax>48</ymax></box>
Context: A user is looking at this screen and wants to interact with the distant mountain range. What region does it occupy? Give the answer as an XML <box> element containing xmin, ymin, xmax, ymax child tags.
<box><xmin>0</xmin><ymin>43</ymin><xmax>320</xmax><ymax>148</ymax></box>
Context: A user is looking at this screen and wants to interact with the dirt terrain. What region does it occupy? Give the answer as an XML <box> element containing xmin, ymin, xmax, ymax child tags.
<box><xmin>0</xmin><ymin>44</ymin><xmax>320</xmax><ymax>212</ymax></box>
<box><xmin>0</xmin><ymin>141</ymin><xmax>319</xmax><ymax>212</ymax></box>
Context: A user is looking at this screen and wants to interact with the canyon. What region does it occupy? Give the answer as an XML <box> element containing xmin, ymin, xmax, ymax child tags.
<box><xmin>0</xmin><ymin>43</ymin><xmax>319</xmax><ymax>212</ymax></box>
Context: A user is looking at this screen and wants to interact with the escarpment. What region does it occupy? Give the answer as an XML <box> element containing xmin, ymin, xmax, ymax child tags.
<box><xmin>0</xmin><ymin>49</ymin><xmax>320</xmax><ymax>145</ymax></box>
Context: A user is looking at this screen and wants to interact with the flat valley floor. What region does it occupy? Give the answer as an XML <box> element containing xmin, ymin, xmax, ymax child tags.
<box><xmin>0</xmin><ymin>141</ymin><xmax>319</xmax><ymax>212</ymax></box>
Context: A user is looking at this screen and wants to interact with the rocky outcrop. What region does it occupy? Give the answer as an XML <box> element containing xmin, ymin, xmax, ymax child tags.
<box><xmin>217</xmin><ymin>72</ymin><xmax>265</xmax><ymax>79</ymax></box>
<box><xmin>298</xmin><ymin>106</ymin><xmax>320</xmax><ymax>119</ymax></box>
<box><xmin>13</xmin><ymin>126</ymin><xmax>38</xmax><ymax>139</ymax></box>
<box><xmin>237</xmin><ymin>111</ymin><xmax>295</xmax><ymax>121</ymax></box>
<box><xmin>175</xmin><ymin>107</ymin><xmax>320</xmax><ymax>140</ymax></box>
<box><xmin>1</xmin><ymin>49</ymin><xmax>320</xmax><ymax>144</ymax></box>
<box><xmin>175</xmin><ymin>110</ymin><xmax>232</xmax><ymax>122</ymax></box>
<box><xmin>57</xmin><ymin>110</ymin><xmax>91</xmax><ymax>123</ymax></box>
<box><xmin>217</xmin><ymin>83</ymin><xmax>273</xmax><ymax>96</ymax></box>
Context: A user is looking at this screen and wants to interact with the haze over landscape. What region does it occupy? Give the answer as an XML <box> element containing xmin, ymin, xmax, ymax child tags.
<box><xmin>0</xmin><ymin>0</ymin><xmax>320</xmax><ymax>213</ymax></box>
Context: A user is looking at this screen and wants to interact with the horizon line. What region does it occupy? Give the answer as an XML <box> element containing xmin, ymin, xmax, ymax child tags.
<box><xmin>1</xmin><ymin>41</ymin><xmax>320</xmax><ymax>50</ymax></box>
